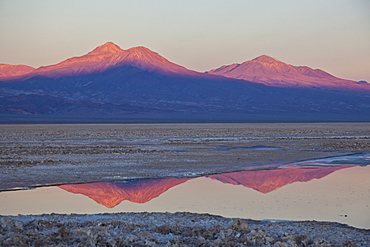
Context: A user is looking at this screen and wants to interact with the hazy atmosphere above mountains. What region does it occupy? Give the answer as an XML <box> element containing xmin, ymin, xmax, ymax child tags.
<box><xmin>0</xmin><ymin>0</ymin><xmax>369</xmax><ymax>82</ymax></box>
<box><xmin>0</xmin><ymin>1</ymin><xmax>369</xmax><ymax>122</ymax></box>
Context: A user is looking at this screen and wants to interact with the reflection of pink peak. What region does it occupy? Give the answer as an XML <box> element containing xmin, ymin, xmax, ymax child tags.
<box><xmin>207</xmin><ymin>165</ymin><xmax>354</xmax><ymax>193</ymax></box>
<box><xmin>0</xmin><ymin>64</ymin><xmax>35</xmax><ymax>79</ymax></box>
<box><xmin>208</xmin><ymin>55</ymin><xmax>370</xmax><ymax>91</ymax></box>
<box><xmin>11</xmin><ymin>42</ymin><xmax>195</xmax><ymax>80</ymax></box>
<box><xmin>59</xmin><ymin>177</ymin><xmax>190</xmax><ymax>208</ymax></box>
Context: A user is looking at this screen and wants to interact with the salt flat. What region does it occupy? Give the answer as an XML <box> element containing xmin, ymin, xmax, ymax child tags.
<box><xmin>0</xmin><ymin>123</ymin><xmax>369</xmax><ymax>191</ymax></box>
<box><xmin>1</xmin><ymin>123</ymin><xmax>369</xmax><ymax>246</ymax></box>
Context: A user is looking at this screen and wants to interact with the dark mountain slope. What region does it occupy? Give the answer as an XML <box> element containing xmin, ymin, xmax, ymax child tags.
<box><xmin>1</xmin><ymin>64</ymin><xmax>369</xmax><ymax>122</ymax></box>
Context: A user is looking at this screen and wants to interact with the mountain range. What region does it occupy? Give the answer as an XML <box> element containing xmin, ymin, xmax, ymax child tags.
<box><xmin>1</xmin><ymin>42</ymin><xmax>369</xmax><ymax>122</ymax></box>
<box><xmin>59</xmin><ymin>165</ymin><xmax>352</xmax><ymax>208</ymax></box>
<box><xmin>0</xmin><ymin>42</ymin><xmax>196</xmax><ymax>80</ymax></box>
<box><xmin>207</xmin><ymin>55</ymin><xmax>369</xmax><ymax>91</ymax></box>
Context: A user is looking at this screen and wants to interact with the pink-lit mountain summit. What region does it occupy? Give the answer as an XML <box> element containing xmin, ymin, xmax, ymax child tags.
<box><xmin>208</xmin><ymin>55</ymin><xmax>369</xmax><ymax>91</ymax></box>
<box><xmin>0</xmin><ymin>42</ymin><xmax>196</xmax><ymax>80</ymax></box>
<box><xmin>0</xmin><ymin>64</ymin><xmax>35</xmax><ymax>80</ymax></box>
<box><xmin>1</xmin><ymin>42</ymin><xmax>368</xmax><ymax>92</ymax></box>
<box><xmin>1</xmin><ymin>42</ymin><xmax>369</xmax><ymax>122</ymax></box>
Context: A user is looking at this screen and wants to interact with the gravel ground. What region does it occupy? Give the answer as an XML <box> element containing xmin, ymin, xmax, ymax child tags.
<box><xmin>1</xmin><ymin>212</ymin><xmax>369</xmax><ymax>246</ymax></box>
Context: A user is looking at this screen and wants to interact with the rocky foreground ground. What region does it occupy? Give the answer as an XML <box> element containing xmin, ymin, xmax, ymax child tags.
<box><xmin>1</xmin><ymin>212</ymin><xmax>369</xmax><ymax>246</ymax></box>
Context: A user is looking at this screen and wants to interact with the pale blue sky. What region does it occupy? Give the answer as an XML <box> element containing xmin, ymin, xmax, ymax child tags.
<box><xmin>1</xmin><ymin>0</ymin><xmax>369</xmax><ymax>81</ymax></box>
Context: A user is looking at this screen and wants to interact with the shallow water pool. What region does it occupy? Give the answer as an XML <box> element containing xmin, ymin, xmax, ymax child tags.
<box><xmin>1</xmin><ymin>154</ymin><xmax>369</xmax><ymax>229</ymax></box>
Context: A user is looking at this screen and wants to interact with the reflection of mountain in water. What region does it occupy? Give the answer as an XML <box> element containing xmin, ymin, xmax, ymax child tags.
<box><xmin>207</xmin><ymin>165</ymin><xmax>354</xmax><ymax>193</ymax></box>
<box><xmin>59</xmin><ymin>178</ymin><xmax>190</xmax><ymax>208</ymax></box>
<box><xmin>59</xmin><ymin>165</ymin><xmax>354</xmax><ymax>208</ymax></box>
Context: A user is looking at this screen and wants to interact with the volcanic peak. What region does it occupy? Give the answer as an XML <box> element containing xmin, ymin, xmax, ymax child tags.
<box><xmin>126</xmin><ymin>46</ymin><xmax>159</xmax><ymax>59</ymax></box>
<box><xmin>251</xmin><ymin>55</ymin><xmax>281</xmax><ymax>64</ymax></box>
<box><xmin>128</xmin><ymin>46</ymin><xmax>152</xmax><ymax>53</ymax></box>
<box><xmin>0</xmin><ymin>42</ymin><xmax>196</xmax><ymax>79</ymax></box>
<box><xmin>124</xmin><ymin>46</ymin><xmax>169</xmax><ymax>64</ymax></box>
<box><xmin>207</xmin><ymin>54</ymin><xmax>370</xmax><ymax>91</ymax></box>
<box><xmin>88</xmin><ymin>42</ymin><xmax>123</xmax><ymax>55</ymax></box>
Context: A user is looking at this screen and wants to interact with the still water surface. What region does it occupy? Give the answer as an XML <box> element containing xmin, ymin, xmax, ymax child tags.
<box><xmin>1</xmin><ymin>154</ymin><xmax>369</xmax><ymax>229</ymax></box>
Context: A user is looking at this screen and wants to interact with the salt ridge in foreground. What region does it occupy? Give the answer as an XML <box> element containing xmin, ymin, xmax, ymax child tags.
<box><xmin>1</xmin><ymin>212</ymin><xmax>368</xmax><ymax>246</ymax></box>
